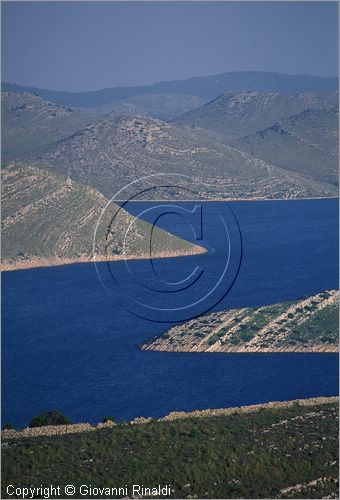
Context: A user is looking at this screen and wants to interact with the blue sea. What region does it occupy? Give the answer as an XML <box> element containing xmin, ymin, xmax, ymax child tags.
<box><xmin>2</xmin><ymin>199</ymin><xmax>339</xmax><ymax>428</ymax></box>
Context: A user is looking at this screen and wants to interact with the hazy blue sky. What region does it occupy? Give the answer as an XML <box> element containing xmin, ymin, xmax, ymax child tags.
<box><xmin>2</xmin><ymin>1</ymin><xmax>338</xmax><ymax>91</ymax></box>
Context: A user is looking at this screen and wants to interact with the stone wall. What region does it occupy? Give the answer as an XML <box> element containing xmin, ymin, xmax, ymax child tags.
<box><xmin>2</xmin><ymin>397</ymin><xmax>337</xmax><ymax>441</ymax></box>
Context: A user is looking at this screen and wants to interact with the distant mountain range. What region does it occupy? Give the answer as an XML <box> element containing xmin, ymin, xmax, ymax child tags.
<box><xmin>3</xmin><ymin>71</ymin><xmax>338</xmax><ymax>109</ymax></box>
<box><xmin>78</xmin><ymin>93</ymin><xmax>206</xmax><ymax>121</ymax></box>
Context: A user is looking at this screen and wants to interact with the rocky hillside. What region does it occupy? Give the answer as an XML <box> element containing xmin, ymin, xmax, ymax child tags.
<box><xmin>174</xmin><ymin>91</ymin><xmax>338</xmax><ymax>140</ymax></box>
<box><xmin>2</xmin><ymin>164</ymin><xmax>204</xmax><ymax>269</ymax></box>
<box><xmin>3</xmin><ymin>89</ymin><xmax>338</xmax><ymax>201</ymax></box>
<box><xmin>232</xmin><ymin>107</ymin><xmax>339</xmax><ymax>187</ymax></box>
<box><xmin>141</xmin><ymin>290</ymin><xmax>339</xmax><ymax>353</ymax></box>
<box><xmin>1</xmin><ymin>92</ymin><xmax>97</xmax><ymax>163</ymax></box>
<box><xmin>28</xmin><ymin>115</ymin><xmax>337</xmax><ymax>201</ymax></box>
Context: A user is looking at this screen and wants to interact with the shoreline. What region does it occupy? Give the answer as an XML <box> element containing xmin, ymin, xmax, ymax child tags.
<box><xmin>1</xmin><ymin>246</ymin><xmax>207</xmax><ymax>272</ymax></box>
<box><xmin>116</xmin><ymin>196</ymin><xmax>339</xmax><ymax>203</ymax></box>
<box><xmin>2</xmin><ymin>196</ymin><xmax>337</xmax><ymax>272</ymax></box>
<box><xmin>141</xmin><ymin>346</ymin><xmax>339</xmax><ymax>353</ymax></box>
<box><xmin>2</xmin><ymin>396</ymin><xmax>337</xmax><ymax>440</ymax></box>
<box><xmin>141</xmin><ymin>290</ymin><xmax>339</xmax><ymax>354</ymax></box>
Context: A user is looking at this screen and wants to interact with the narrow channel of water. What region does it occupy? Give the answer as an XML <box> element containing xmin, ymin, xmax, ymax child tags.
<box><xmin>2</xmin><ymin>199</ymin><xmax>338</xmax><ymax>428</ymax></box>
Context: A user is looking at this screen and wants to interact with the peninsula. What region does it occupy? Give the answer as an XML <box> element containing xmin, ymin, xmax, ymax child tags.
<box><xmin>141</xmin><ymin>290</ymin><xmax>339</xmax><ymax>353</ymax></box>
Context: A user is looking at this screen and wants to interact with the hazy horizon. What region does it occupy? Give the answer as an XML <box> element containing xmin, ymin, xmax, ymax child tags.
<box><xmin>2</xmin><ymin>1</ymin><xmax>338</xmax><ymax>92</ymax></box>
<box><xmin>3</xmin><ymin>69</ymin><xmax>339</xmax><ymax>94</ymax></box>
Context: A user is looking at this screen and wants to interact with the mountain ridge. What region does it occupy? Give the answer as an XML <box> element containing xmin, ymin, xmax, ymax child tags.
<box><xmin>3</xmin><ymin>71</ymin><xmax>338</xmax><ymax>108</ymax></box>
<box><xmin>174</xmin><ymin>90</ymin><xmax>338</xmax><ymax>140</ymax></box>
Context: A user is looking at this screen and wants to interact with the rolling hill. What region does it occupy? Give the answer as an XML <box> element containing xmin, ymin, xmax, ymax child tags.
<box><xmin>2</xmin><ymin>87</ymin><xmax>338</xmax><ymax>203</ymax></box>
<box><xmin>1</xmin><ymin>92</ymin><xmax>97</xmax><ymax>163</ymax></box>
<box><xmin>2</xmin><ymin>164</ymin><xmax>203</xmax><ymax>269</ymax></box>
<box><xmin>27</xmin><ymin>115</ymin><xmax>337</xmax><ymax>201</ymax></box>
<box><xmin>174</xmin><ymin>91</ymin><xmax>338</xmax><ymax>140</ymax></box>
<box><xmin>232</xmin><ymin>107</ymin><xmax>339</xmax><ymax>187</ymax></box>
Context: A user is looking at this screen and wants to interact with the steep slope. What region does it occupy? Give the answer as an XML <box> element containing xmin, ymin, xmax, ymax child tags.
<box><xmin>28</xmin><ymin>116</ymin><xmax>337</xmax><ymax>200</ymax></box>
<box><xmin>2</xmin><ymin>71</ymin><xmax>338</xmax><ymax>108</ymax></box>
<box><xmin>174</xmin><ymin>91</ymin><xmax>338</xmax><ymax>140</ymax></box>
<box><xmin>1</xmin><ymin>92</ymin><xmax>97</xmax><ymax>163</ymax></box>
<box><xmin>232</xmin><ymin>108</ymin><xmax>339</xmax><ymax>187</ymax></box>
<box><xmin>1</xmin><ymin>164</ymin><xmax>204</xmax><ymax>269</ymax></box>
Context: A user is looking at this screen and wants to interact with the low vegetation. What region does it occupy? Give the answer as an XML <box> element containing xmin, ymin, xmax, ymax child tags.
<box><xmin>3</xmin><ymin>90</ymin><xmax>338</xmax><ymax>204</ymax></box>
<box><xmin>2</xmin><ymin>401</ymin><xmax>338</xmax><ymax>498</ymax></box>
<box><xmin>102</xmin><ymin>416</ymin><xmax>116</xmax><ymax>424</ymax></box>
<box><xmin>1</xmin><ymin>164</ymin><xmax>203</xmax><ymax>269</ymax></box>
<box><xmin>3</xmin><ymin>423</ymin><xmax>15</xmax><ymax>431</ymax></box>
<box><xmin>29</xmin><ymin>411</ymin><xmax>71</xmax><ymax>428</ymax></box>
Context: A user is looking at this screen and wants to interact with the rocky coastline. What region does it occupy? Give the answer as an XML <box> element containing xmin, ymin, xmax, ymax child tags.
<box><xmin>1</xmin><ymin>246</ymin><xmax>207</xmax><ymax>272</ymax></box>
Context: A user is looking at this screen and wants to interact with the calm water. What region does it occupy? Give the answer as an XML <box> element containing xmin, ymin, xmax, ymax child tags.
<box><xmin>2</xmin><ymin>199</ymin><xmax>339</xmax><ymax>428</ymax></box>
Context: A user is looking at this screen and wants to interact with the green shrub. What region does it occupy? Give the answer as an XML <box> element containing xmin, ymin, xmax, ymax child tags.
<box><xmin>194</xmin><ymin>332</ymin><xmax>205</xmax><ymax>338</ymax></box>
<box><xmin>3</xmin><ymin>423</ymin><xmax>15</xmax><ymax>430</ymax></box>
<box><xmin>29</xmin><ymin>411</ymin><xmax>71</xmax><ymax>428</ymax></box>
<box><xmin>102</xmin><ymin>416</ymin><xmax>116</xmax><ymax>423</ymax></box>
